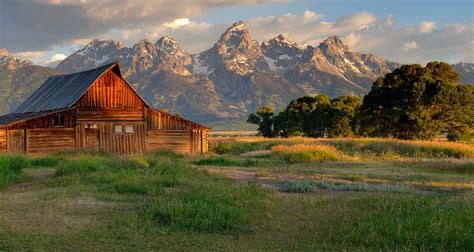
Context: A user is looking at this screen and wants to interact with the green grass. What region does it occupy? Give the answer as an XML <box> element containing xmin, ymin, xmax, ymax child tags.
<box><xmin>0</xmin><ymin>155</ymin><xmax>30</xmax><ymax>189</ymax></box>
<box><xmin>51</xmin><ymin>151</ymin><xmax>270</xmax><ymax>233</ymax></box>
<box><xmin>0</xmin><ymin>143</ymin><xmax>473</xmax><ymax>250</ymax></box>
<box><xmin>195</xmin><ymin>156</ymin><xmax>259</xmax><ymax>167</ymax></box>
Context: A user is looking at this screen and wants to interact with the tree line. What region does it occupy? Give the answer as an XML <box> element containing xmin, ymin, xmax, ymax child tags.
<box><xmin>247</xmin><ymin>62</ymin><xmax>473</xmax><ymax>141</ymax></box>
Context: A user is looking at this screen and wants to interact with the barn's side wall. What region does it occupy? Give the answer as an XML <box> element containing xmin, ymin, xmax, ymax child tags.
<box><xmin>0</xmin><ymin>128</ymin><xmax>6</xmax><ymax>153</ymax></box>
<box><xmin>144</xmin><ymin>109</ymin><xmax>208</xmax><ymax>154</ymax></box>
<box><xmin>26</xmin><ymin>128</ymin><xmax>75</xmax><ymax>154</ymax></box>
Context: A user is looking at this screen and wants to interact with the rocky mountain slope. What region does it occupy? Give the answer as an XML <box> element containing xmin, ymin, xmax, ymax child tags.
<box><xmin>1</xmin><ymin>21</ymin><xmax>472</xmax><ymax>122</ymax></box>
<box><xmin>55</xmin><ymin>21</ymin><xmax>397</xmax><ymax>121</ymax></box>
<box><xmin>452</xmin><ymin>62</ymin><xmax>474</xmax><ymax>84</ymax></box>
<box><xmin>0</xmin><ymin>49</ymin><xmax>59</xmax><ymax>115</ymax></box>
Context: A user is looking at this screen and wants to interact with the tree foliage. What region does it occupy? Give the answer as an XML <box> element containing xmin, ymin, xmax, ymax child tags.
<box><xmin>356</xmin><ymin>61</ymin><xmax>472</xmax><ymax>140</ymax></box>
<box><xmin>248</xmin><ymin>62</ymin><xmax>472</xmax><ymax>141</ymax></box>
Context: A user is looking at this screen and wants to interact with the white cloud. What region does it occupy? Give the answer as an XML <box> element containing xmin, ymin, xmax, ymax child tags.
<box><xmin>418</xmin><ymin>21</ymin><xmax>436</xmax><ymax>33</ymax></box>
<box><xmin>401</xmin><ymin>41</ymin><xmax>419</xmax><ymax>51</ymax></box>
<box><xmin>13</xmin><ymin>51</ymin><xmax>44</xmax><ymax>59</ymax></box>
<box><xmin>163</xmin><ymin>18</ymin><xmax>191</xmax><ymax>29</ymax></box>
<box><xmin>43</xmin><ymin>53</ymin><xmax>67</xmax><ymax>67</ymax></box>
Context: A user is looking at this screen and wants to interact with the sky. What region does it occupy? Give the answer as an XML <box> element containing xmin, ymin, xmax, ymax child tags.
<box><xmin>0</xmin><ymin>0</ymin><xmax>473</xmax><ymax>67</ymax></box>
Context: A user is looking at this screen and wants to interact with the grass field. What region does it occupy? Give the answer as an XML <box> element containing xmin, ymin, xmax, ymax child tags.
<box><xmin>0</xmin><ymin>138</ymin><xmax>473</xmax><ymax>250</ymax></box>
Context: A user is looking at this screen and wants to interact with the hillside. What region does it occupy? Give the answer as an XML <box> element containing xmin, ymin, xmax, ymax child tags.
<box><xmin>0</xmin><ymin>49</ymin><xmax>60</xmax><ymax>115</ymax></box>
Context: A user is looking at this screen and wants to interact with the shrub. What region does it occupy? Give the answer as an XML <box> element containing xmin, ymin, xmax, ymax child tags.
<box><xmin>282</xmin><ymin>180</ymin><xmax>317</xmax><ymax>193</ymax></box>
<box><xmin>31</xmin><ymin>156</ymin><xmax>63</xmax><ymax>167</ymax></box>
<box><xmin>271</xmin><ymin>144</ymin><xmax>342</xmax><ymax>163</ymax></box>
<box><xmin>0</xmin><ymin>155</ymin><xmax>30</xmax><ymax>189</ymax></box>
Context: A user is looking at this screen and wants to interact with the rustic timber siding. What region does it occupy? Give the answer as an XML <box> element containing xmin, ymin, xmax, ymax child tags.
<box><xmin>0</xmin><ymin>128</ymin><xmax>6</xmax><ymax>152</ymax></box>
<box><xmin>99</xmin><ymin>123</ymin><xmax>146</xmax><ymax>155</ymax></box>
<box><xmin>76</xmin><ymin>71</ymin><xmax>143</xmax><ymax>109</ymax></box>
<box><xmin>146</xmin><ymin>130</ymin><xmax>191</xmax><ymax>153</ymax></box>
<box><xmin>76</xmin><ymin>109</ymin><xmax>143</xmax><ymax>122</ymax></box>
<box><xmin>8</xmin><ymin>130</ymin><xmax>25</xmax><ymax>153</ymax></box>
<box><xmin>4</xmin><ymin>110</ymin><xmax>75</xmax><ymax>130</ymax></box>
<box><xmin>26</xmin><ymin>128</ymin><xmax>75</xmax><ymax>154</ymax></box>
<box><xmin>0</xmin><ymin>63</ymin><xmax>209</xmax><ymax>155</ymax></box>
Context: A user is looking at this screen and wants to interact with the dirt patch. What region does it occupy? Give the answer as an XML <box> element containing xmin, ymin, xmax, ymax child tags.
<box><xmin>240</xmin><ymin>150</ymin><xmax>271</xmax><ymax>157</ymax></box>
<box><xmin>9</xmin><ymin>169</ymin><xmax>56</xmax><ymax>191</ymax></box>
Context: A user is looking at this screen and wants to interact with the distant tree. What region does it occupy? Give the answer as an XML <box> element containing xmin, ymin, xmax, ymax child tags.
<box><xmin>356</xmin><ymin>61</ymin><xmax>471</xmax><ymax>140</ymax></box>
<box><xmin>273</xmin><ymin>110</ymin><xmax>290</xmax><ymax>138</ymax></box>
<box><xmin>247</xmin><ymin>106</ymin><xmax>275</xmax><ymax>137</ymax></box>
<box><xmin>286</xmin><ymin>95</ymin><xmax>330</xmax><ymax>137</ymax></box>
<box><xmin>326</xmin><ymin>96</ymin><xmax>362</xmax><ymax>137</ymax></box>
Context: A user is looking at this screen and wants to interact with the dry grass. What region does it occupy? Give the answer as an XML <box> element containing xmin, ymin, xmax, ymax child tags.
<box><xmin>271</xmin><ymin>144</ymin><xmax>345</xmax><ymax>163</ymax></box>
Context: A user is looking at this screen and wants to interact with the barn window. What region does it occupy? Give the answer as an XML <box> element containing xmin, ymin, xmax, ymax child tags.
<box><xmin>125</xmin><ymin>125</ymin><xmax>134</xmax><ymax>134</ymax></box>
<box><xmin>114</xmin><ymin>125</ymin><xmax>134</xmax><ymax>134</ymax></box>
<box><xmin>54</xmin><ymin>114</ymin><xmax>64</xmax><ymax>127</ymax></box>
<box><xmin>114</xmin><ymin>125</ymin><xmax>123</xmax><ymax>133</ymax></box>
<box><xmin>86</xmin><ymin>124</ymin><xmax>98</xmax><ymax>129</ymax></box>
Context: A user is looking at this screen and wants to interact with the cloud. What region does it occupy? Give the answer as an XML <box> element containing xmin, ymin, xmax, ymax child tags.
<box><xmin>4</xmin><ymin>3</ymin><xmax>471</xmax><ymax>65</ymax></box>
<box><xmin>0</xmin><ymin>0</ymin><xmax>282</xmax><ymax>52</ymax></box>
<box><xmin>418</xmin><ymin>21</ymin><xmax>436</xmax><ymax>33</ymax></box>
<box><xmin>13</xmin><ymin>51</ymin><xmax>44</xmax><ymax>59</ymax></box>
<box><xmin>43</xmin><ymin>53</ymin><xmax>67</xmax><ymax>67</ymax></box>
<box><xmin>163</xmin><ymin>18</ymin><xmax>191</xmax><ymax>29</ymax></box>
<box><xmin>401</xmin><ymin>41</ymin><xmax>419</xmax><ymax>51</ymax></box>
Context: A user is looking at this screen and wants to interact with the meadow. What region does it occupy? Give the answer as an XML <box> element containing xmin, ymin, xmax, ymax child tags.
<box><xmin>0</xmin><ymin>137</ymin><xmax>472</xmax><ymax>250</ymax></box>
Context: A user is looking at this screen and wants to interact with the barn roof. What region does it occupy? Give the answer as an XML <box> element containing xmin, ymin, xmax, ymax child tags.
<box><xmin>0</xmin><ymin>109</ymin><xmax>71</xmax><ymax>127</ymax></box>
<box><xmin>13</xmin><ymin>62</ymin><xmax>150</xmax><ymax>113</ymax></box>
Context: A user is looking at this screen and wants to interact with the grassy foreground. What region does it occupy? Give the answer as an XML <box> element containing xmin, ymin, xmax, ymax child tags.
<box><xmin>0</xmin><ymin>138</ymin><xmax>473</xmax><ymax>250</ymax></box>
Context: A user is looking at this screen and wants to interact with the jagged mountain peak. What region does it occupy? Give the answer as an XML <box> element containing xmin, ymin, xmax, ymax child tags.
<box><xmin>318</xmin><ymin>35</ymin><xmax>349</xmax><ymax>52</ymax></box>
<box><xmin>156</xmin><ymin>36</ymin><xmax>178</xmax><ymax>46</ymax></box>
<box><xmin>0</xmin><ymin>48</ymin><xmax>9</xmax><ymax>57</ymax></box>
<box><xmin>227</xmin><ymin>21</ymin><xmax>247</xmax><ymax>32</ymax></box>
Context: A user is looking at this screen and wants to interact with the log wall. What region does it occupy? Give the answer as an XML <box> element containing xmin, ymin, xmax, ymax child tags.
<box><xmin>76</xmin><ymin>108</ymin><xmax>143</xmax><ymax>122</ymax></box>
<box><xmin>76</xmin><ymin>71</ymin><xmax>144</xmax><ymax>109</ymax></box>
<box><xmin>8</xmin><ymin>129</ymin><xmax>25</xmax><ymax>153</ymax></box>
<box><xmin>145</xmin><ymin>109</ymin><xmax>192</xmax><ymax>131</ymax></box>
<box><xmin>0</xmin><ymin>128</ymin><xmax>6</xmax><ymax>153</ymax></box>
<box><xmin>75</xmin><ymin>122</ymin><xmax>145</xmax><ymax>155</ymax></box>
<box><xmin>5</xmin><ymin>110</ymin><xmax>75</xmax><ymax>130</ymax></box>
<box><xmin>26</xmin><ymin>128</ymin><xmax>75</xmax><ymax>154</ymax></box>
<box><xmin>145</xmin><ymin>130</ymin><xmax>191</xmax><ymax>153</ymax></box>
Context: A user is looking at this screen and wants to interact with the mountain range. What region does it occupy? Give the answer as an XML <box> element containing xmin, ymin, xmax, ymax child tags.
<box><xmin>1</xmin><ymin>21</ymin><xmax>473</xmax><ymax>123</ymax></box>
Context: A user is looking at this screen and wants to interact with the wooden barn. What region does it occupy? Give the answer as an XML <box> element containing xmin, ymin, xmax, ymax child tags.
<box><xmin>0</xmin><ymin>62</ymin><xmax>209</xmax><ymax>155</ymax></box>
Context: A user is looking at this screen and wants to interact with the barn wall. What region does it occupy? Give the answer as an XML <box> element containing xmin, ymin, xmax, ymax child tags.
<box><xmin>76</xmin><ymin>108</ymin><xmax>143</xmax><ymax>122</ymax></box>
<box><xmin>0</xmin><ymin>128</ymin><xmax>6</xmax><ymax>153</ymax></box>
<box><xmin>145</xmin><ymin>109</ymin><xmax>192</xmax><ymax>131</ymax></box>
<box><xmin>26</xmin><ymin>128</ymin><xmax>75</xmax><ymax>154</ymax></box>
<box><xmin>99</xmin><ymin>123</ymin><xmax>145</xmax><ymax>155</ymax></box>
<box><xmin>6</xmin><ymin>110</ymin><xmax>75</xmax><ymax>130</ymax></box>
<box><xmin>76</xmin><ymin>71</ymin><xmax>144</xmax><ymax>109</ymax></box>
<box><xmin>75</xmin><ymin>122</ymin><xmax>145</xmax><ymax>155</ymax></box>
<box><xmin>145</xmin><ymin>130</ymin><xmax>191</xmax><ymax>153</ymax></box>
<box><xmin>7</xmin><ymin>129</ymin><xmax>25</xmax><ymax>153</ymax></box>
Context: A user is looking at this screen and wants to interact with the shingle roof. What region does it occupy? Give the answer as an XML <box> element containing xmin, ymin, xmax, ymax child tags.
<box><xmin>13</xmin><ymin>63</ymin><xmax>119</xmax><ymax>113</ymax></box>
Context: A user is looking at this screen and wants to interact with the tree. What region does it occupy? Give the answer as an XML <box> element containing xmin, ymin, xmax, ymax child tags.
<box><xmin>356</xmin><ymin>61</ymin><xmax>471</xmax><ymax>140</ymax></box>
<box><xmin>247</xmin><ymin>106</ymin><xmax>275</xmax><ymax>137</ymax></box>
<box><xmin>326</xmin><ymin>96</ymin><xmax>362</xmax><ymax>137</ymax></box>
<box><xmin>286</xmin><ymin>95</ymin><xmax>330</xmax><ymax>137</ymax></box>
<box><xmin>273</xmin><ymin>110</ymin><xmax>290</xmax><ymax>138</ymax></box>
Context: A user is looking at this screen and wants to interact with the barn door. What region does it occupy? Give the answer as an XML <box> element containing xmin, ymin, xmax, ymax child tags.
<box><xmin>85</xmin><ymin>128</ymin><xmax>100</xmax><ymax>150</ymax></box>
<box><xmin>8</xmin><ymin>129</ymin><xmax>26</xmax><ymax>153</ymax></box>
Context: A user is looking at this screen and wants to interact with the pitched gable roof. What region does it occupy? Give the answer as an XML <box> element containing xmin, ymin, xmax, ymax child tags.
<box><xmin>13</xmin><ymin>62</ymin><xmax>150</xmax><ymax>113</ymax></box>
